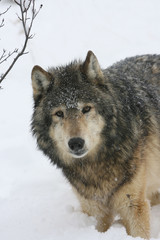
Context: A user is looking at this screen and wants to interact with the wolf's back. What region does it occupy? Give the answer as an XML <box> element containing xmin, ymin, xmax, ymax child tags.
<box><xmin>102</xmin><ymin>54</ymin><xmax>160</xmax><ymax>139</ymax></box>
<box><xmin>104</xmin><ymin>54</ymin><xmax>160</xmax><ymax>91</ymax></box>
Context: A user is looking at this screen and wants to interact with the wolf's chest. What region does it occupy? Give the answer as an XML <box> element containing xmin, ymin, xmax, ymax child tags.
<box><xmin>64</xmin><ymin>162</ymin><xmax>124</xmax><ymax>202</ymax></box>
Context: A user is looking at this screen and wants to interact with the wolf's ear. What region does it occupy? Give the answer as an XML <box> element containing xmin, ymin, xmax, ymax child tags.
<box><xmin>82</xmin><ymin>51</ymin><xmax>104</xmax><ymax>84</ymax></box>
<box><xmin>31</xmin><ymin>65</ymin><xmax>52</xmax><ymax>99</ymax></box>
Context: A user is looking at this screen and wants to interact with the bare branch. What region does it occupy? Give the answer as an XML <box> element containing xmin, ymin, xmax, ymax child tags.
<box><xmin>14</xmin><ymin>1</ymin><xmax>20</xmax><ymax>6</ymax></box>
<box><xmin>0</xmin><ymin>0</ymin><xmax>42</xmax><ymax>85</ymax></box>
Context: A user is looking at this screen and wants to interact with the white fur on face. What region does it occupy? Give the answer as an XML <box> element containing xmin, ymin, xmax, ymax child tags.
<box><xmin>49</xmin><ymin>103</ymin><xmax>105</xmax><ymax>164</ymax></box>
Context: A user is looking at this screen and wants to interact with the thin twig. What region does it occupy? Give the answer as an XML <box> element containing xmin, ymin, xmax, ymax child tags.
<box><xmin>0</xmin><ymin>6</ymin><xmax>11</xmax><ymax>17</ymax></box>
<box><xmin>0</xmin><ymin>18</ymin><xmax>4</xmax><ymax>28</ymax></box>
<box><xmin>0</xmin><ymin>49</ymin><xmax>18</xmax><ymax>64</ymax></box>
<box><xmin>0</xmin><ymin>49</ymin><xmax>6</xmax><ymax>61</ymax></box>
<box><xmin>0</xmin><ymin>5</ymin><xmax>11</xmax><ymax>28</ymax></box>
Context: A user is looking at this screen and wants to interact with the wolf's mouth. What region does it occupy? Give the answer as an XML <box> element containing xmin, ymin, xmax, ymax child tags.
<box><xmin>69</xmin><ymin>149</ymin><xmax>88</xmax><ymax>159</ymax></box>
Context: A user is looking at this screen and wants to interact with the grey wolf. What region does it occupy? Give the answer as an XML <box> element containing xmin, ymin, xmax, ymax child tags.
<box><xmin>31</xmin><ymin>51</ymin><xmax>160</xmax><ymax>239</ymax></box>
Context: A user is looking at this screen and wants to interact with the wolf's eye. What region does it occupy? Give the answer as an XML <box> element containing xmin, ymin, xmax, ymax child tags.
<box><xmin>82</xmin><ymin>106</ymin><xmax>92</xmax><ymax>114</ymax></box>
<box><xmin>55</xmin><ymin>111</ymin><xmax>64</xmax><ymax>118</ymax></box>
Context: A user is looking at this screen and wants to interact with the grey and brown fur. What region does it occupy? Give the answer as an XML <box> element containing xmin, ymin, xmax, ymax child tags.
<box><xmin>31</xmin><ymin>51</ymin><xmax>160</xmax><ymax>239</ymax></box>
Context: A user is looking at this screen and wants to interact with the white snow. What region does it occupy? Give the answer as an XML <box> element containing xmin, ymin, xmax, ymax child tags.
<box><xmin>0</xmin><ymin>0</ymin><xmax>160</xmax><ymax>239</ymax></box>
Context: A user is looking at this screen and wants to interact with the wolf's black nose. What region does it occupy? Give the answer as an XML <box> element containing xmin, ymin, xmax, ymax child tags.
<box><xmin>68</xmin><ymin>138</ymin><xmax>85</xmax><ymax>152</ymax></box>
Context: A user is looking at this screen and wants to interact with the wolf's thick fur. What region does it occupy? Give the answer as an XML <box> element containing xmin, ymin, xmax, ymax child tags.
<box><xmin>31</xmin><ymin>51</ymin><xmax>160</xmax><ymax>239</ymax></box>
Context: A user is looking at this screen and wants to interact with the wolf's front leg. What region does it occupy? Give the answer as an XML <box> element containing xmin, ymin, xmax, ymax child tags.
<box><xmin>113</xmin><ymin>177</ymin><xmax>150</xmax><ymax>238</ymax></box>
<box><xmin>95</xmin><ymin>211</ymin><xmax>114</xmax><ymax>232</ymax></box>
<box><xmin>74</xmin><ymin>190</ymin><xmax>114</xmax><ymax>232</ymax></box>
<box><xmin>81</xmin><ymin>198</ymin><xmax>114</xmax><ymax>232</ymax></box>
<box><xmin>119</xmin><ymin>196</ymin><xmax>150</xmax><ymax>239</ymax></box>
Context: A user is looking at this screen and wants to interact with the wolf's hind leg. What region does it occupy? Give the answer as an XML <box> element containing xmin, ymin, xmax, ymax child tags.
<box><xmin>149</xmin><ymin>191</ymin><xmax>160</xmax><ymax>206</ymax></box>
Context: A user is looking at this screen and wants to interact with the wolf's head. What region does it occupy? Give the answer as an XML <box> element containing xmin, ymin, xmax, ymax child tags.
<box><xmin>31</xmin><ymin>51</ymin><xmax>110</xmax><ymax>166</ymax></box>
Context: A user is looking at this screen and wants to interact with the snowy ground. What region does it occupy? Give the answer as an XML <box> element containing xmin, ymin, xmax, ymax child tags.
<box><xmin>0</xmin><ymin>0</ymin><xmax>160</xmax><ymax>239</ymax></box>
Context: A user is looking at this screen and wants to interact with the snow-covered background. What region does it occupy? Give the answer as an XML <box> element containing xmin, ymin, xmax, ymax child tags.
<box><xmin>0</xmin><ymin>0</ymin><xmax>160</xmax><ymax>239</ymax></box>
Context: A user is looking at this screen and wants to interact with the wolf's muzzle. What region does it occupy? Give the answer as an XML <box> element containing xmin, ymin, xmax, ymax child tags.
<box><xmin>68</xmin><ymin>138</ymin><xmax>85</xmax><ymax>156</ymax></box>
